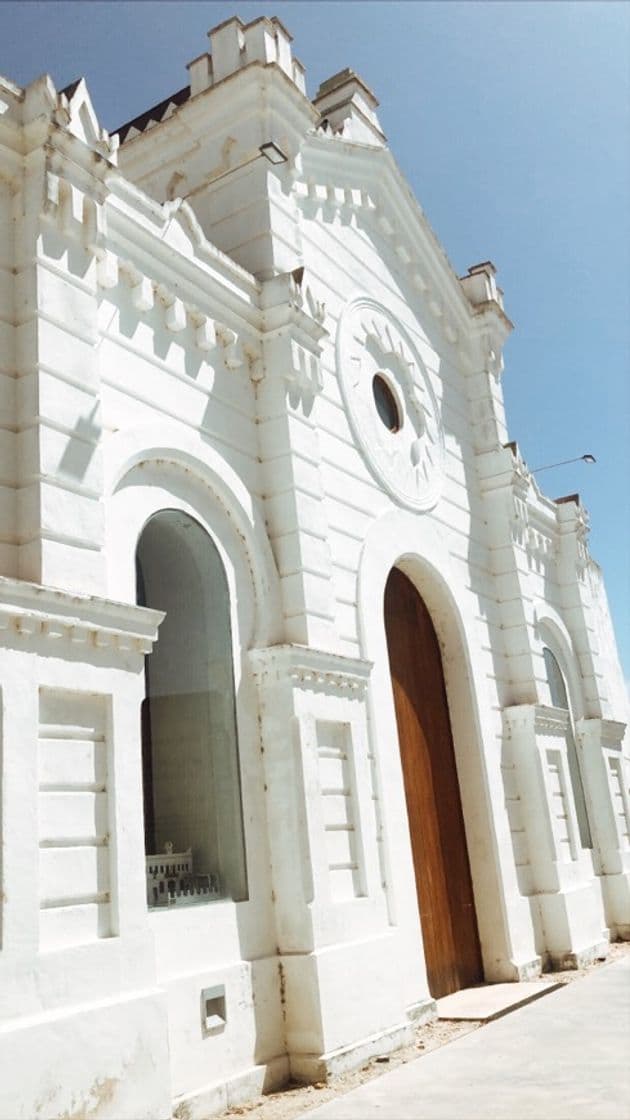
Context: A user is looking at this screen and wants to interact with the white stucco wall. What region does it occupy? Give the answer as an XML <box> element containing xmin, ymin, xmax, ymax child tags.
<box><xmin>0</xmin><ymin>18</ymin><xmax>628</xmax><ymax>1120</ymax></box>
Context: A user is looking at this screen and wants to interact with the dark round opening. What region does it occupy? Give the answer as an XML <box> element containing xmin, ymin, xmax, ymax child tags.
<box><xmin>372</xmin><ymin>374</ymin><xmax>401</xmax><ymax>433</ymax></box>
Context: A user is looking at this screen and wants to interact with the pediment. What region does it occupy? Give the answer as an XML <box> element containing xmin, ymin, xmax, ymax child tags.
<box><xmin>61</xmin><ymin>77</ymin><xmax>104</xmax><ymax>149</ymax></box>
<box><xmin>296</xmin><ymin>134</ymin><xmax>478</xmax><ymax>346</ymax></box>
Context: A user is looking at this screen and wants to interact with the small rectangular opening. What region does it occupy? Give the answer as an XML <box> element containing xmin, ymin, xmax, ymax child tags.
<box><xmin>201</xmin><ymin>984</ymin><xmax>226</xmax><ymax>1034</ymax></box>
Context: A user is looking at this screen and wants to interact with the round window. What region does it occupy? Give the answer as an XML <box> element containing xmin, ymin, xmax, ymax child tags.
<box><xmin>372</xmin><ymin>374</ymin><xmax>401</xmax><ymax>433</ymax></box>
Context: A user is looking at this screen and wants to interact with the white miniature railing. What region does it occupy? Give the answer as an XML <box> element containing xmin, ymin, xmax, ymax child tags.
<box><xmin>145</xmin><ymin>845</ymin><xmax>220</xmax><ymax>908</ymax></box>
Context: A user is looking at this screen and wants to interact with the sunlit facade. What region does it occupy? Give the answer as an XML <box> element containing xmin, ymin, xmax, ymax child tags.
<box><xmin>0</xmin><ymin>16</ymin><xmax>628</xmax><ymax>1119</ymax></box>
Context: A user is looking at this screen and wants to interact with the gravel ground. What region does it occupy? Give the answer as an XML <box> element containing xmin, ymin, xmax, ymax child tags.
<box><xmin>213</xmin><ymin>941</ymin><xmax>630</xmax><ymax>1120</ymax></box>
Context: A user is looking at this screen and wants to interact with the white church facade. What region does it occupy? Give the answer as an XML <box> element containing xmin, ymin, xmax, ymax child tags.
<box><xmin>0</xmin><ymin>15</ymin><xmax>628</xmax><ymax>1119</ymax></box>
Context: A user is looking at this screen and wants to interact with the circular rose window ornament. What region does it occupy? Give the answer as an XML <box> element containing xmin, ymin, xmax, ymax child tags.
<box><xmin>336</xmin><ymin>298</ymin><xmax>444</xmax><ymax>511</ymax></box>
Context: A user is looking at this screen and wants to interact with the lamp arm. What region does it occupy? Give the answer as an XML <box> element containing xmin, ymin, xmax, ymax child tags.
<box><xmin>531</xmin><ymin>454</ymin><xmax>596</xmax><ymax>474</ymax></box>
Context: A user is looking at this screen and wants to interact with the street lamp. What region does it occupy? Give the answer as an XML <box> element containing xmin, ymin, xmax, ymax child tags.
<box><xmin>204</xmin><ymin>141</ymin><xmax>288</xmax><ymax>185</ymax></box>
<box><xmin>183</xmin><ymin>141</ymin><xmax>289</xmax><ymax>198</ymax></box>
<box><xmin>258</xmin><ymin>141</ymin><xmax>289</xmax><ymax>165</ymax></box>
<box><xmin>531</xmin><ymin>453</ymin><xmax>596</xmax><ymax>475</ymax></box>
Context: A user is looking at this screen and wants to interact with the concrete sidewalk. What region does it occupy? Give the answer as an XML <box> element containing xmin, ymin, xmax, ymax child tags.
<box><xmin>300</xmin><ymin>957</ymin><xmax>630</xmax><ymax>1120</ymax></box>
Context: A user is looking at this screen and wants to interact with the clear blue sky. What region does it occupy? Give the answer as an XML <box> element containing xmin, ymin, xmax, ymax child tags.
<box><xmin>2</xmin><ymin>1</ymin><xmax>629</xmax><ymax>681</ymax></box>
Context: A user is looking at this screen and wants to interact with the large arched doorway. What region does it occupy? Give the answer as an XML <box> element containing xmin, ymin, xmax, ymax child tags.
<box><xmin>384</xmin><ymin>566</ymin><xmax>483</xmax><ymax>998</ymax></box>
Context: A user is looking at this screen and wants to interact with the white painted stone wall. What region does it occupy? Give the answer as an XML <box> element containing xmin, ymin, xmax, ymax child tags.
<box><xmin>0</xmin><ymin>16</ymin><xmax>628</xmax><ymax>1119</ymax></box>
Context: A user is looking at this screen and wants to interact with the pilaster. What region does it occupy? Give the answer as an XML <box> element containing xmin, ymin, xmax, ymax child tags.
<box><xmin>504</xmin><ymin>703</ymin><xmax>608</xmax><ymax>964</ymax></box>
<box><xmin>0</xmin><ymin>569</ymin><xmax>171</xmax><ymax>1120</ymax></box>
<box><xmin>249</xmin><ymin>644</ymin><xmax>413</xmax><ymax>1067</ymax></box>
<box><xmin>461</xmin><ymin>264</ymin><xmax>540</xmax><ymax>703</ymax></box>
<box><xmin>576</xmin><ymin>717</ymin><xmax>630</xmax><ymax>938</ymax></box>
<box><xmin>0</xmin><ymin>574</ymin><xmax>163</xmax><ymax>980</ymax></box>
<box><xmin>257</xmin><ymin>271</ymin><xmax>338</xmax><ymax>649</ymax></box>
<box><xmin>14</xmin><ymin>103</ymin><xmax>111</xmax><ymax>595</ymax></box>
<box><xmin>555</xmin><ymin>497</ymin><xmax>606</xmax><ymax>716</ymax></box>
<box><xmin>460</xmin><ymin>261</ymin><xmax>512</xmax><ymax>455</ymax></box>
<box><xmin>478</xmin><ymin>444</ymin><xmax>539</xmax><ymax>703</ymax></box>
<box><xmin>0</xmin><ymin>165</ymin><xmax>18</xmax><ymax>578</ymax></box>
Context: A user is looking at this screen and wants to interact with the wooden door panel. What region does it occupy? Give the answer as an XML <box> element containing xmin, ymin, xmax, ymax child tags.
<box><xmin>384</xmin><ymin>567</ymin><xmax>483</xmax><ymax>998</ymax></box>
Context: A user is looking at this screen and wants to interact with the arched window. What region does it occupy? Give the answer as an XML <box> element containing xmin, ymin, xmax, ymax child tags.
<box><xmin>136</xmin><ymin>509</ymin><xmax>247</xmax><ymax>907</ymax></box>
<box><xmin>542</xmin><ymin>646</ymin><xmax>592</xmax><ymax>850</ymax></box>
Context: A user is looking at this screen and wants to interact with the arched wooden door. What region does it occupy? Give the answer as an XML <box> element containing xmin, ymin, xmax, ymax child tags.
<box><xmin>384</xmin><ymin>567</ymin><xmax>483</xmax><ymax>998</ymax></box>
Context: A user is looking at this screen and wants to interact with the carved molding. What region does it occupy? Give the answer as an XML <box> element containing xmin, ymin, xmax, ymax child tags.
<box><xmin>576</xmin><ymin>717</ymin><xmax>627</xmax><ymax>751</ymax></box>
<box><xmin>336</xmin><ymin>297</ymin><xmax>444</xmax><ymax>511</ymax></box>
<box><xmin>0</xmin><ymin>576</ymin><xmax>163</xmax><ymax>655</ymax></box>
<box><xmin>249</xmin><ymin>645</ymin><xmax>372</xmax><ymax>696</ymax></box>
<box><xmin>503</xmin><ymin>703</ymin><xmax>570</xmax><ymax>736</ymax></box>
<box><xmin>260</xmin><ymin>270</ymin><xmax>328</xmax><ymax>394</ymax></box>
<box><xmin>534</xmin><ymin>705</ymin><xmax>571</xmax><ymax>735</ymax></box>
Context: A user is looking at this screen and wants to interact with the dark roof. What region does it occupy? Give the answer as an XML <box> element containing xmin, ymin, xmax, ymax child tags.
<box><xmin>60</xmin><ymin>78</ymin><xmax>82</xmax><ymax>100</ymax></box>
<box><xmin>113</xmin><ymin>85</ymin><xmax>190</xmax><ymax>143</ymax></box>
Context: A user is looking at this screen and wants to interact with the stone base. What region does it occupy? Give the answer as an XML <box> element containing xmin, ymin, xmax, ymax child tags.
<box><xmin>172</xmin><ymin>1005</ymin><xmax>434</xmax><ymax>1113</ymax></box>
<box><xmin>492</xmin><ymin>955</ymin><xmax>543</xmax><ymax>982</ymax></box>
<box><xmin>600</xmin><ymin>871</ymin><xmax>630</xmax><ymax>939</ymax></box>
<box><xmin>405</xmin><ymin>996</ymin><xmax>438</xmax><ymax>1025</ymax></box>
<box><xmin>512</xmin><ymin>956</ymin><xmax>543</xmax><ymax>981</ymax></box>
<box><xmin>0</xmin><ymin>987</ymin><xmax>171</xmax><ymax>1120</ymax></box>
<box><xmin>546</xmin><ymin>937</ymin><xmax>610</xmax><ymax>971</ymax></box>
<box><xmin>173</xmin><ymin>1055</ymin><xmax>290</xmax><ymax>1120</ymax></box>
<box><xmin>289</xmin><ymin>1020</ymin><xmax>416</xmax><ymax>1084</ymax></box>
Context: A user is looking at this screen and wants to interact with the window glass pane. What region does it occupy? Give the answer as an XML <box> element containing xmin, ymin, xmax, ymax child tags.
<box><xmin>542</xmin><ymin>646</ymin><xmax>592</xmax><ymax>849</ymax></box>
<box><xmin>372</xmin><ymin>374</ymin><xmax>401</xmax><ymax>432</ymax></box>
<box><xmin>137</xmin><ymin>510</ymin><xmax>248</xmax><ymax>906</ymax></box>
<box><xmin>543</xmin><ymin>646</ymin><xmax>569</xmax><ymax>709</ymax></box>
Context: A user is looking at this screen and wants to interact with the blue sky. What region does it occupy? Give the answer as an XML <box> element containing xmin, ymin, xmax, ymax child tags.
<box><xmin>2</xmin><ymin>1</ymin><xmax>629</xmax><ymax>679</ymax></box>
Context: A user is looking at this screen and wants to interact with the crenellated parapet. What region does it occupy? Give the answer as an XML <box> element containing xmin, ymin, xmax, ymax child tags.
<box><xmin>312</xmin><ymin>69</ymin><xmax>385</xmax><ymax>146</ymax></box>
<box><xmin>116</xmin><ymin>16</ymin><xmax>307</xmax><ymax>150</ymax></box>
<box><xmin>188</xmin><ymin>16</ymin><xmax>306</xmax><ymax>98</ymax></box>
<box><xmin>112</xmin><ymin>17</ymin><xmax>319</xmax><ymax>278</ymax></box>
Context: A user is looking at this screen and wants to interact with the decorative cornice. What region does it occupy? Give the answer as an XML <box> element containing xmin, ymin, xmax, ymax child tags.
<box><xmin>0</xmin><ymin>577</ymin><xmax>163</xmax><ymax>654</ymax></box>
<box><xmin>249</xmin><ymin>644</ymin><xmax>372</xmax><ymax>695</ymax></box>
<box><xmin>503</xmin><ymin>703</ymin><xmax>570</xmax><ymax>736</ymax></box>
<box><xmin>534</xmin><ymin>704</ymin><xmax>570</xmax><ymax>734</ymax></box>
<box><xmin>260</xmin><ymin>270</ymin><xmax>326</xmax><ymax>338</ymax></box>
<box><xmin>40</xmin><ymin>164</ymin><xmax>266</xmax><ymax>381</ymax></box>
<box><xmin>576</xmin><ymin>717</ymin><xmax>627</xmax><ymax>750</ymax></box>
<box><xmin>260</xmin><ymin>270</ymin><xmax>328</xmax><ymax>393</ymax></box>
